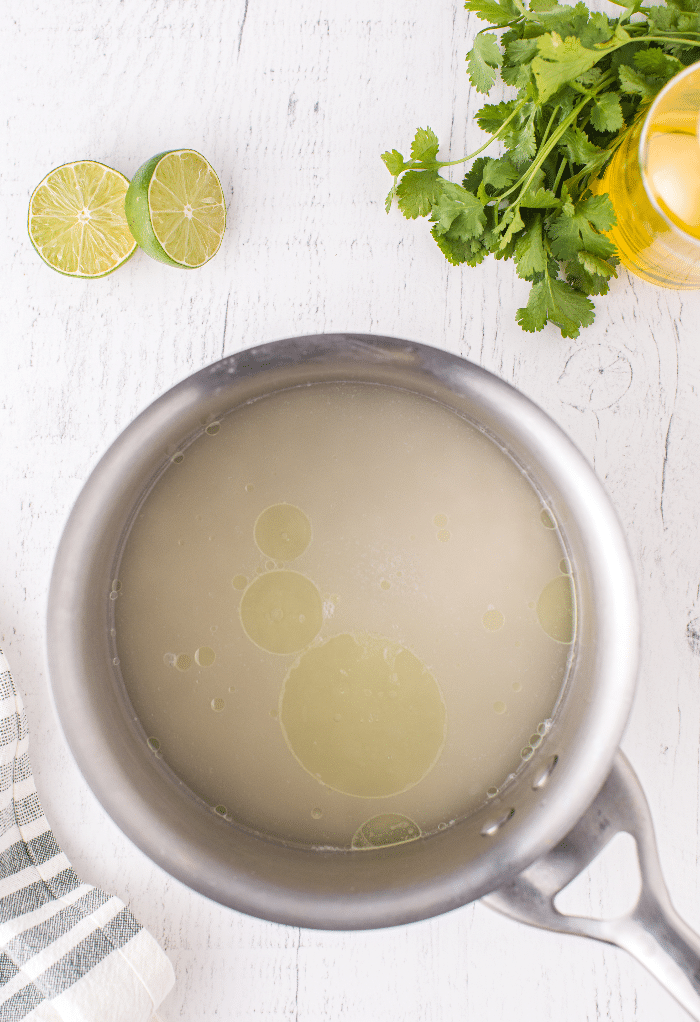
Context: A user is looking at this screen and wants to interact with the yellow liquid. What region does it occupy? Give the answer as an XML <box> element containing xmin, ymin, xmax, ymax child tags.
<box><xmin>595</xmin><ymin>108</ymin><xmax>700</xmax><ymax>287</ymax></box>
<box><xmin>113</xmin><ymin>383</ymin><xmax>575</xmax><ymax>849</ymax></box>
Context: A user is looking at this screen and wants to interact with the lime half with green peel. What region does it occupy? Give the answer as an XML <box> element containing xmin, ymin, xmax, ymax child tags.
<box><xmin>125</xmin><ymin>150</ymin><xmax>226</xmax><ymax>268</ymax></box>
<box><xmin>28</xmin><ymin>161</ymin><xmax>137</xmax><ymax>278</ymax></box>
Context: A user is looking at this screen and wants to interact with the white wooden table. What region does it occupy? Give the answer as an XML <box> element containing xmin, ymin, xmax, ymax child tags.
<box><xmin>3</xmin><ymin>1</ymin><xmax>700</xmax><ymax>1019</ymax></box>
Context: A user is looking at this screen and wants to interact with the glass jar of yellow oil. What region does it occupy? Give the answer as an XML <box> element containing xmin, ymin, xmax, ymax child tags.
<box><xmin>593</xmin><ymin>61</ymin><xmax>700</xmax><ymax>288</ymax></box>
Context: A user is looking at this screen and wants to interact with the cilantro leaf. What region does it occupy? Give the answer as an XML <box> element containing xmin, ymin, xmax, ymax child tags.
<box><xmin>395</xmin><ymin>171</ymin><xmax>442</xmax><ymax>219</ymax></box>
<box><xmin>547</xmin><ymin>193</ymin><xmax>616</xmax><ymax>260</ymax></box>
<box><xmin>462</xmin><ymin>156</ymin><xmax>491</xmax><ymax>193</ymax></box>
<box><xmin>633</xmin><ymin>47</ymin><xmax>683</xmax><ymax>78</ymax></box>
<box><xmin>410</xmin><ymin>127</ymin><xmax>440</xmax><ymax>163</ymax></box>
<box><xmin>464</xmin><ymin>0</ymin><xmax>521</xmax><ymax>24</ymax></box>
<box><xmin>431</xmin><ymin>226</ymin><xmax>489</xmax><ymax>266</ymax></box>
<box><xmin>520</xmin><ymin>186</ymin><xmax>561</xmax><ymax>207</ymax></box>
<box><xmin>467</xmin><ymin>33</ymin><xmax>503</xmax><ymax>94</ymax></box>
<box><xmin>515</xmin><ymin>214</ymin><xmax>547</xmax><ymax>278</ymax></box>
<box><xmin>618</xmin><ymin>63</ymin><xmax>658</xmax><ymax>98</ymax></box>
<box><xmin>381</xmin><ymin>149</ymin><xmax>408</xmax><ymax>177</ymax></box>
<box><xmin>482</xmin><ymin>157</ymin><xmax>519</xmax><ymax>191</ymax></box>
<box><xmin>430</xmin><ymin>181</ymin><xmax>487</xmax><ymax>239</ymax></box>
<box><xmin>560</xmin><ymin>125</ymin><xmax>603</xmax><ymax>165</ymax></box>
<box><xmin>590</xmin><ymin>92</ymin><xmax>624</xmax><ymax>132</ymax></box>
<box><xmin>517</xmin><ymin>273</ymin><xmax>595</xmax><ymax>336</ymax></box>
<box><xmin>531</xmin><ymin>32</ymin><xmax>601</xmax><ymax>101</ymax></box>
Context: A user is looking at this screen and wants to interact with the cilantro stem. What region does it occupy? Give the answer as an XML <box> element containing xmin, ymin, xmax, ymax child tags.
<box><xmin>436</xmin><ymin>98</ymin><xmax>528</xmax><ymax>168</ymax></box>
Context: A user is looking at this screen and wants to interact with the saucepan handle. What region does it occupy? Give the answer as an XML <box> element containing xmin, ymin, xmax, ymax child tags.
<box><xmin>483</xmin><ymin>752</ymin><xmax>700</xmax><ymax>1019</ymax></box>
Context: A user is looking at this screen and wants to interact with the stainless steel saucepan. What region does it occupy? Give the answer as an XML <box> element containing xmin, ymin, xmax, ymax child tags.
<box><xmin>46</xmin><ymin>333</ymin><xmax>700</xmax><ymax>1017</ymax></box>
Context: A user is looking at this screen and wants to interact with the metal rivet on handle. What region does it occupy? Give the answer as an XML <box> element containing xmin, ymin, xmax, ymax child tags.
<box><xmin>480</xmin><ymin>808</ymin><xmax>515</xmax><ymax>837</ymax></box>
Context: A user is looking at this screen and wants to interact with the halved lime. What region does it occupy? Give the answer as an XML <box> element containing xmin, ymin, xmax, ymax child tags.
<box><xmin>125</xmin><ymin>150</ymin><xmax>226</xmax><ymax>268</ymax></box>
<box><xmin>28</xmin><ymin>161</ymin><xmax>137</xmax><ymax>278</ymax></box>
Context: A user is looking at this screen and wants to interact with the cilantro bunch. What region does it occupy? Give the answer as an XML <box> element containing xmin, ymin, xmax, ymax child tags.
<box><xmin>382</xmin><ymin>0</ymin><xmax>700</xmax><ymax>337</ymax></box>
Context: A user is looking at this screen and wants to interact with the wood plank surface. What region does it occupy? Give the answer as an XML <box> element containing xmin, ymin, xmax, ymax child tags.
<box><xmin>2</xmin><ymin>1</ymin><xmax>700</xmax><ymax>1019</ymax></box>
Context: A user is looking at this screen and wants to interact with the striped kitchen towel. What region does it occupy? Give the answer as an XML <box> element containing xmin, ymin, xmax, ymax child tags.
<box><xmin>0</xmin><ymin>648</ymin><xmax>174</xmax><ymax>1021</ymax></box>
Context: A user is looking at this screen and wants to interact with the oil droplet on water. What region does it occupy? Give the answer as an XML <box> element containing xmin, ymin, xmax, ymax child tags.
<box><xmin>175</xmin><ymin>654</ymin><xmax>191</xmax><ymax>672</ymax></box>
<box><xmin>559</xmin><ymin>558</ymin><xmax>571</xmax><ymax>575</ymax></box>
<box><xmin>171</xmin><ymin>453</ymin><xmax>184</xmax><ymax>464</ymax></box>
<box><xmin>147</xmin><ymin>737</ymin><xmax>160</xmax><ymax>752</ymax></box>
<box><xmin>512</xmin><ymin>681</ymin><xmax>522</xmax><ymax>692</ymax></box>
<box><xmin>437</xmin><ymin>529</ymin><xmax>451</xmax><ymax>543</ymax></box>
<box><xmin>232</xmin><ymin>574</ymin><xmax>248</xmax><ymax>590</ymax></box>
<box><xmin>245</xmin><ymin>483</ymin><xmax>255</xmax><ymax>493</ymax></box>
<box><xmin>239</xmin><ymin>571</ymin><xmax>323</xmax><ymax>654</ymax></box>
<box><xmin>311</xmin><ymin>808</ymin><xmax>323</xmax><ymax>820</ymax></box>
<box><xmin>536</xmin><ymin>575</ymin><xmax>574</xmax><ymax>643</ymax></box>
<box><xmin>205</xmin><ymin>422</ymin><xmax>220</xmax><ymax>436</ymax></box>
<box><xmin>482</xmin><ymin>608</ymin><xmax>504</xmax><ymax>631</ymax></box>
<box><xmin>433</xmin><ymin>514</ymin><xmax>448</xmax><ymax>528</ymax></box>
<box><xmin>254</xmin><ymin>503</ymin><xmax>312</xmax><ymax>560</ymax></box>
<box><xmin>352</xmin><ymin>813</ymin><xmax>422</xmax><ymax>849</ymax></box>
<box><xmin>493</xmin><ymin>701</ymin><xmax>507</xmax><ymax>715</ymax></box>
<box><xmin>211</xmin><ymin>698</ymin><xmax>225</xmax><ymax>712</ymax></box>
<box><xmin>380</xmin><ymin>579</ymin><xmax>391</xmax><ymax>591</ymax></box>
<box><xmin>195</xmin><ymin>646</ymin><xmax>216</xmax><ymax>667</ymax></box>
<box><xmin>540</xmin><ymin>509</ymin><xmax>555</xmax><ymax>529</ymax></box>
<box><xmin>279</xmin><ymin>632</ymin><xmax>446</xmax><ymax>797</ymax></box>
<box><xmin>111</xmin><ymin>579</ymin><xmax>122</xmax><ymax>593</ymax></box>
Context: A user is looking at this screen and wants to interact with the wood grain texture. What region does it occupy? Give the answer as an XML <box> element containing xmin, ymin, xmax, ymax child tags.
<box><xmin>2</xmin><ymin>0</ymin><xmax>700</xmax><ymax>1019</ymax></box>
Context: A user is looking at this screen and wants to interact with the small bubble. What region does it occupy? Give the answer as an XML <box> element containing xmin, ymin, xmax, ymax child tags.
<box><xmin>559</xmin><ymin>558</ymin><xmax>571</xmax><ymax>575</ymax></box>
<box><xmin>512</xmin><ymin>681</ymin><xmax>523</xmax><ymax>692</ymax></box>
<box><xmin>380</xmin><ymin>579</ymin><xmax>391</xmax><ymax>591</ymax></box>
<box><xmin>205</xmin><ymin>422</ymin><xmax>221</xmax><ymax>436</ymax></box>
<box><xmin>211</xmin><ymin>697</ymin><xmax>225</xmax><ymax>712</ymax></box>
<box><xmin>530</xmin><ymin>733</ymin><xmax>543</xmax><ymax>748</ymax></box>
<box><xmin>214</xmin><ymin>804</ymin><xmax>227</xmax><ymax>815</ymax></box>
<box><xmin>540</xmin><ymin>509</ymin><xmax>555</xmax><ymax>529</ymax></box>
<box><xmin>175</xmin><ymin>654</ymin><xmax>192</xmax><ymax>672</ymax></box>
<box><xmin>521</xmin><ymin>746</ymin><xmax>534</xmax><ymax>761</ymax></box>
<box><xmin>298</xmin><ymin>614</ymin><xmax>306</xmax><ymax>623</ymax></box>
<box><xmin>482</xmin><ymin>608</ymin><xmax>504</xmax><ymax>631</ymax></box>
<box><xmin>109</xmin><ymin>591</ymin><xmax>119</xmax><ymax>601</ymax></box>
<box><xmin>195</xmin><ymin>646</ymin><xmax>216</xmax><ymax>667</ymax></box>
<box><xmin>486</xmin><ymin>786</ymin><xmax>498</xmax><ymax>798</ymax></box>
<box><xmin>537</xmin><ymin>721</ymin><xmax>550</xmax><ymax>737</ymax></box>
<box><xmin>228</xmin><ymin>686</ymin><xmax>235</xmax><ymax>693</ymax></box>
<box><xmin>245</xmin><ymin>483</ymin><xmax>255</xmax><ymax>493</ymax></box>
<box><xmin>493</xmin><ymin>701</ymin><xmax>507</xmax><ymax>715</ymax></box>
<box><xmin>171</xmin><ymin>453</ymin><xmax>185</xmax><ymax>464</ymax></box>
<box><xmin>147</xmin><ymin>737</ymin><xmax>160</xmax><ymax>752</ymax></box>
<box><xmin>437</xmin><ymin>822</ymin><xmax>447</xmax><ymax>831</ymax></box>
<box><xmin>163</xmin><ymin>652</ymin><xmax>176</xmax><ymax>666</ymax></box>
<box><xmin>232</xmin><ymin>574</ymin><xmax>248</xmax><ymax>590</ymax></box>
<box><xmin>210</xmin><ymin>624</ymin><xmax>218</xmax><ymax>634</ymax></box>
<box><xmin>177</xmin><ymin>539</ymin><xmax>185</xmax><ymax>546</ymax></box>
<box><xmin>437</xmin><ymin>529</ymin><xmax>451</xmax><ymax>542</ymax></box>
<box><xmin>311</xmin><ymin>808</ymin><xmax>323</xmax><ymax>820</ymax></box>
<box><xmin>112</xmin><ymin>657</ymin><xmax>120</xmax><ymax>666</ymax></box>
<box><xmin>433</xmin><ymin>513</ymin><xmax>448</xmax><ymax>528</ymax></box>
<box><xmin>110</xmin><ymin>628</ymin><xmax>116</xmax><ymax>638</ymax></box>
<box><xmin>111</xmin><ymin>579</ymin><xmax>122</xmax><ymax>592</ymax></box>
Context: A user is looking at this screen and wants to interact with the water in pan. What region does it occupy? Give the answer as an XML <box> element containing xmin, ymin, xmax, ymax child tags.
<box><xmin>113</xmin><ymin>382</ymin><xmax>575</xmax><ymax>849</ymax></box>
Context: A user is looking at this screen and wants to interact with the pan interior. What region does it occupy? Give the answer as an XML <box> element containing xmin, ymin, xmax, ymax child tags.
<box><xmin>111</xmin><ymin>380</ymin><xmax>576</xmax><ymax>852</ymax></box>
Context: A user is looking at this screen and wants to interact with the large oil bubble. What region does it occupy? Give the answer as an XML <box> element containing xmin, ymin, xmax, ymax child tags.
<box><xmin>254</xmin><ymin>503</ymin><xmax>312</xmax><ymax>561</ymax></box>
<box><xmin>352</xmin><ymin>813</ymin><xmax>422</xmax><ymax>849</ymax></box>
<box><xmin>239</xmin><ymin>570</ymin><xmax>323</xmax><ymax>654</ymax></box>
<box><xmin>279</xmin><ymin>632</ymin><xmax>446</xmax><ymax>797</ymax></box>
<box><xmin>536</xmin><ymin>575</ymin><xmax>574</xmax><ymax>644</ymax></box>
